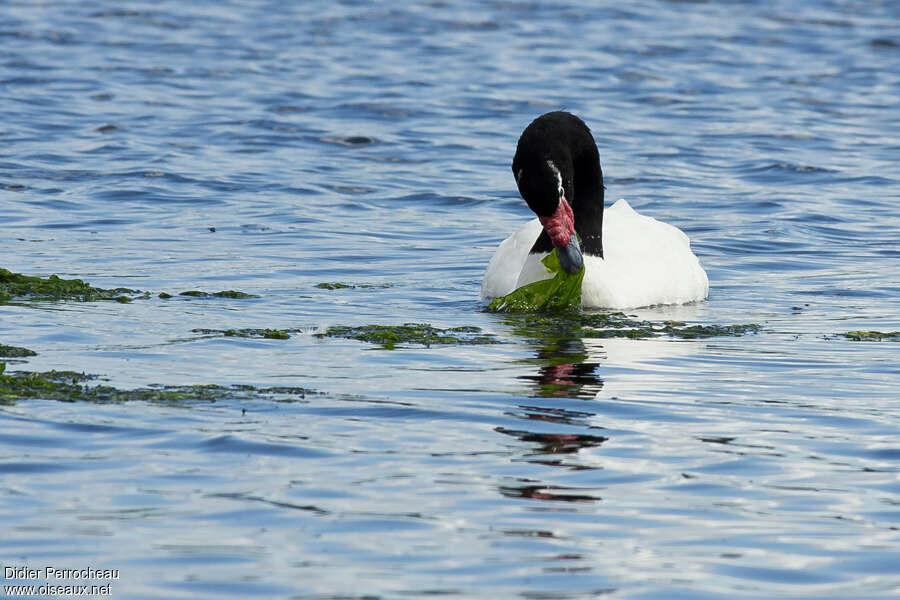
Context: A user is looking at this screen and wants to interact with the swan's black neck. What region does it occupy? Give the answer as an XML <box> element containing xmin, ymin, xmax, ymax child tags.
<box><xmin>512</xmin><ymin>111</ymin><xmax>605</xmax><ymax>258</ymax></box>
<box><xmin>571</xmin><ymin>143</ymin><xmax>604</xmax><ymax>257</ymax></box>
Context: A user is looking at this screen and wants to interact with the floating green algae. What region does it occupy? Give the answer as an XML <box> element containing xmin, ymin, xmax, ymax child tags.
<box><xmin>178</xmin><ymin>290</ymin><xmax>259</xmax><ymax>299</ymax></box>
<box><xmin>212</xmin><ymin>290</ymin><xmax>258</xmax><ymax>299</ymax></box>
<box><xmin>0</xmin><ymin>268</ymin><xmax>259</xmax><ymax>304</ymax></box>
<box><xmin>658</xmin><ymin>322</ymin><xmax>763</xmax><ymax>339</ymax></box>
<box><xmin>315</xmin><ymin>323</ymin><xmax>498</xmax><ymax>349</ymax></box>
<box><xmin>840</xmin><ymin>330</ymin><xmax>900</xmax><ymax>341</ymax></box>
<box><xmin>0</xmin><ymin>344</ymin><xmax>37</xmax><ymax>358</ymax></box>
<box><xmin>0</xmin><ymin>364</ymin><xmax>96</xmax><ymax>404</ymax></box>
<box><xmin>192</xmin><ymin>328</ymin><xmax>292</xmax><ymax>340</ymax></box>
<box><xmin>315</xmin><ymin>282</ymin><xmax>394</xmax><ymax>290</ymax></box>
<box><xmin>247</xmin><ymin>329</ymin><xmax>290</xmax><ymax>340</ymax></box>
<box><xmin>316</xmin><ymin>282</ymin><xmax>354</xmax><ymax>290</ymax></box>
<box><xmin>499</xmin><ymin>312</ymin><xmax>761</xmax><ymax>341</ymax></box>
<box><xmin>0</xmin><ymin>362</ymin><xmax>315</xmax><ymax>405</ymax></box>
<box><xmin>488</xmin><ymin>250</ymin><xmax>585</xmax><ymax>313</ymax></box>
<box><xmin>314</xmin><ymin>316</ymin><xmax>758</xmax><ymax>350</ymax></box>
<box><xmin>0</xmin><ymin>268</ymin><xmax>141</xmax><ymax>303</ymax></box>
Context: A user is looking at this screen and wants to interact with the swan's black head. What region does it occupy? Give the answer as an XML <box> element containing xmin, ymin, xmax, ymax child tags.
<box><xmin>511</xmin><ymin>111</ymin><xmax>605</xmax><ymax>272</ymax></box>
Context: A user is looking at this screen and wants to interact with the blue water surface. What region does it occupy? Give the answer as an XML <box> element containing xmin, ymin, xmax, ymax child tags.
<box><xmin>1</xmin><ymin>1</ymin><xmax>899</xmax><ymax>598</ymax></box>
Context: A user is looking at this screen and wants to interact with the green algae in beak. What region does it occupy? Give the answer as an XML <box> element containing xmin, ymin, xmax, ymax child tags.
<box><xmin>488</xmin><ymin>249</ymin><xmax>585</xmax><ymax>313</ymax></box>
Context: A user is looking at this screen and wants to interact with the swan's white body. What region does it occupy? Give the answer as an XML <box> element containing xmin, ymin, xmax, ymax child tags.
<box><xmin>481</xmin><ymin>199</ymin><xmax>709</xmax><ymax>310</ymax></box>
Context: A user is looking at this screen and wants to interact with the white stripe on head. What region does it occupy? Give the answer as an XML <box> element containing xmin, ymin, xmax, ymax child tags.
<box><xmin>546</xmin><ymin>160</ymin><xmax>565</xmax><ymax>202</ymax></box>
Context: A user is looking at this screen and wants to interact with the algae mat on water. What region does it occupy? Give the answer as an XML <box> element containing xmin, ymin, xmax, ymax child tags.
<box><xmin>0</xmin><ymin>362</ymin><xmax>315</xmax><ymax>405</ymax></box>
<box><xmin>315</xmin><ymin>324</ymin><xmax>499</xmax><ymax>349</ymax></box>
<box><xmin>840</xmin><ymin>330</ymin><xmax>900</xmax><ymax>341</ymax></box>
<box><xmin>499</xmin><ymin>312</ymin><xmax>762</xmax><ymax>341</ymax></box>
<box><xmin>0</xmin><ymin>268</ymin><xmax>258</xmax><ymax>304</ymax></box>
<box><xmin>0</xmin><ymin>344</ymin><xmax>37</xmax><ymax>358</ymax></box>
<box><xmin>175</xmin><ymin>290</ymin><xmax>259</xmax><ymax>299</ymax></box>
<box><xmin>192</xmin><ymin>328</ymin><xmax>293</xmax><ymax>340</ymax></box>
<box><xmin>314</xmin><ymin>316</ymin><xmax>761</xmax><ymax>349</ymax></box>
<box><xmin>315</xmin><ymin>282</ymin><xmax>394</xmax><ymax>290</ymax></box>
<box><xmin>0</xmin><ymin>312</ymin><xmax>762</xmax><ymax>403</ymax></box>
<box><xmin>0</xmin><ymin>268</ymin><xmax>141</xmax><ymax>303</ymax></box>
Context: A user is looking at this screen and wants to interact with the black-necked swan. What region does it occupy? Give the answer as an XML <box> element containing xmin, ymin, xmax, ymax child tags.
<box><xmin>481</xmin><ymin>111</ymin><xmax>709</xmax><ymax>310</ymax></box>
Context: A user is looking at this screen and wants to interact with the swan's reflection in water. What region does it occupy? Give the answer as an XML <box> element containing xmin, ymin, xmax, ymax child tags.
<box><xmin>496</xmin><ymin>326</ymin><xmax>698</xmax><ymax>504</ymax></box>
<box><xmin>498</xmin><ymin>482</ymin><xmax>602</xmax><ymax>503</ymax></box>
<box><xmin>496</xmin><ymin>337</ymin><xmax>609</xmax><ymax>502</ymax></box>
<box><xmin>517</xmin><ymin>338</ymin><xmax>605</xmax><ymax>400</ymax></box>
